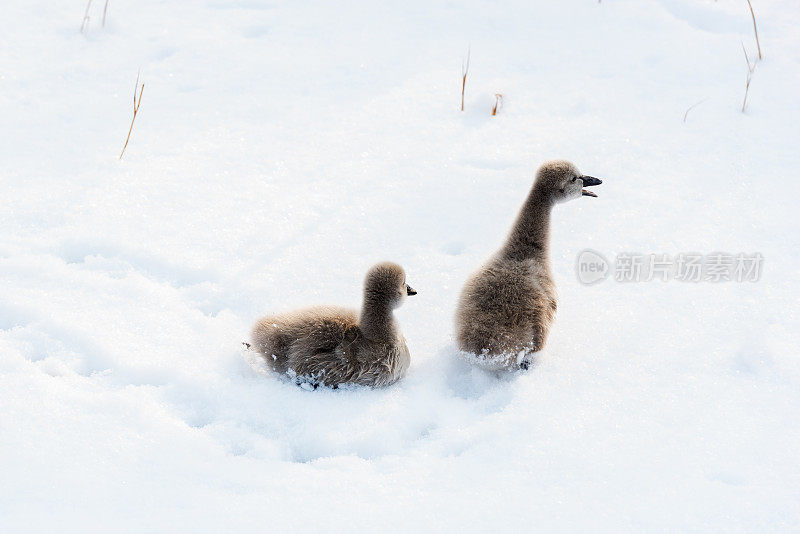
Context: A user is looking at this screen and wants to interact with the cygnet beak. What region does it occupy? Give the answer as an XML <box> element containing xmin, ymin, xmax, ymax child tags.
<box><xmin>406</xmin><ymin>285</ymin><xmax>417</xmax><ymax>296</ymax></box>
<box><xmin>580</xmin><ymin>175</ymin><xmax>602</xmax><ymax>197</ymax></box>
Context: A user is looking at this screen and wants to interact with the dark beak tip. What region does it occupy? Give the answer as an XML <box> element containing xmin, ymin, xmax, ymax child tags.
<box><xmin>406</xmin><ymin>286</ymin><xmax>417</xmax><ymax>296</ymax></box>
<box><xmin>580</xmin><ymin>175</ymin><xmax>603</xmax><ymax>186</ymax></box>
<box><xmin>580</xmin><ymin>175</ymin><xmax>602</xmax><ymax>197</ymax></box>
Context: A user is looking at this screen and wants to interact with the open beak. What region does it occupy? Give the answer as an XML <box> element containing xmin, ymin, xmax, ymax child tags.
<box><xmin>580</xmin><ymin>175</ymin><xmax>602</xmax><ymax>197</ymax></box>
<box><xmin>406</xmin><ymin>285</ymin><xmax>417</xmax><ymax>296</ymax></box>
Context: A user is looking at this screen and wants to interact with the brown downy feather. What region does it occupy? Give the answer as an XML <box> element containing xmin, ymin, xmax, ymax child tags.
<box><xmin>251</xmin><ymin>262</ymin><xmax>415</xmax><ymax>388</ymax></box>
<box><xmin>455</xmin><ymin>160</ymin><xmax>600</xmax><ymax>370</ymax></box>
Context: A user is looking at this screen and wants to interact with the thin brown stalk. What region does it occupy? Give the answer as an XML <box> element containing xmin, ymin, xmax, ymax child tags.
<box><xmin>492</xmin><ymin>94</ymin><xmax>503</xmax><ymax>116</ymax></box>
<box><xmin>745</xmin><ymin>0</ymin><xmax>762</xmax><ymax>60</ymax></box>
<box><xmin>81</xmin><ymin>0</ymin><xmax>93</xmax><ymax>33</ymax></box>
<box><xmin>741</xmin><ymin>43</ymin><xmax>756</xmax><ymax>113</ymax></box>
<box><xmin>120</xmin><ymin>73</ymin><xmax>144</xmax><ymax>160</ymax></box>
<box><xmin>682</xmin><ymin>98</ymin><xmax>707</xmax><ymax>123</ymax></box>
<box><xmin>103</xmin><ymin>0</ymin><xmax>109</xmax><ymax>27</ymax></box>
<box><xmin>461</xmin><ymin>47</ymin><xmax>470</xmax><ymax>111</ymax></box>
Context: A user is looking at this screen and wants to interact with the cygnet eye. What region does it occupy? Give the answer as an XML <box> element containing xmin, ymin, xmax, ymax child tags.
<box><xmin>571</xmin><ymin>176</ymin><xmax>578</xmax><ymax>182</ymax></box>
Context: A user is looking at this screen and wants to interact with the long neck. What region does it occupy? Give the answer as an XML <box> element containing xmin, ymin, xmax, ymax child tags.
<box><xmin>499</xmin><ymin>187</ymin><xmax>553</xmax><ymax>262</ymax></box>
<box><xmin>359</xmin><ymin>297</ymin><xmax>397</xmax><ymax>342</ymax></box>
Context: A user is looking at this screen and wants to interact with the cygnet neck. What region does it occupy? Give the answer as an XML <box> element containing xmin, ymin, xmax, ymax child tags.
<box><xmin>359</xmin><ymin>292</ymin><xmax>397</xmax><ymax>342</ymax></box>
<box><xmin>499</xmin><ymin>186</ymin><xmax>553</xmax><ymax>262</ymax></box>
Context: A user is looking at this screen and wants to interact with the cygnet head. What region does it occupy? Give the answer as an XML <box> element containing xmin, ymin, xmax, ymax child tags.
<box><xmin>534</xmin><ymin>160</ymin><xmax>602</xmax><ymax>204</ymax></box>
<box><xmin>364</xmin><ymin>261</ymin><xmax>417</xmax><ymax>309</ymax></box>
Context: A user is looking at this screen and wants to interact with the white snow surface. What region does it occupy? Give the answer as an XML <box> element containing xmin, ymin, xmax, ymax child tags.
<box><xmin>2</xmin><ymin>0</ymin><xmax>799</xmax><ymax>531</ymax></box>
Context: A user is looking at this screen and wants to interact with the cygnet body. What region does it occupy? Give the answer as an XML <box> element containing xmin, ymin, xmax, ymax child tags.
<box><xmin>455</xmin><ymin>160</ymin><xmax>602</xmax><ymax>370</ymax></box>
<box><xmin>251</xmin><ymin>262</ymin><xmax>416</xmax><ymax>388</ymax></box>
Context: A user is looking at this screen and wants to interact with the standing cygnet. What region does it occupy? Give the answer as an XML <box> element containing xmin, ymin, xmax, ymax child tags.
<box><xmin>455</xmin><ymin>160</ymin><xmax>602</xmax><ymax>371</ymax></box>
<box><xmin>250</xmin><ymin>262</ymin><xmax>416</xmax><ymax>388</ymax></box>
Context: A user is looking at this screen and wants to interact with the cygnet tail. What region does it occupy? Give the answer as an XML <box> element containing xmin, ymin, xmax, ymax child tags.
<box><xmin>250</xmin><ymin>319</ymin><xmax>291</xmax><ymax>373</ymax></box>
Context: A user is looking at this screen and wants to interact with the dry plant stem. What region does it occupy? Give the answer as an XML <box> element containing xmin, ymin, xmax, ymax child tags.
<box><xmin>81</xmin><ymin>0</ymin><xmax>93</xmax><ymax>33</ymax></box>
<box><xmin>461</xmin><ymin>47</ymin><xmax>470</xmax><ymax>112</ymax></box>
<box><xmin>741</xmin><ymin>43</ymin><xmax>756</xmax><ymax>113</ymax></box>
<box><xmin>683</xmin><ymin>98</ymin><xmax>707</xmax><ymax>123</ymax></box>
<box><xmin>120</xmin><ymin>74</ymin><xmax>144</xmax><ymax>160</ymax></box>
<box><xmin>745</xmin><ymin>0</ymin><xmax>762</xmax><ymax>60</ymax></box>
<box><xmin>103</xmin><ymin>0</ymin><xmax>109</xmax><ymax>27</ymax></box>
<box><xmin>492</xmin><ymin>94</ymin><xmax>503</xmax><ymax>116</ymax></box>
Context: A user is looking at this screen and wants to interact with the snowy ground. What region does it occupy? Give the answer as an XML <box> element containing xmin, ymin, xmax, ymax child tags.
<box><xmin>2</xmin><ymin>0</ymin><xmax>799</xmax><ymax>531</ymax></box>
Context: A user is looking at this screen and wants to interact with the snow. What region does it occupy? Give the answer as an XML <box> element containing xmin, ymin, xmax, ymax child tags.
<box><xmin>2</xmin><ymin>0</ymin><xmax>799</xmax><ymax>531</ymax></box>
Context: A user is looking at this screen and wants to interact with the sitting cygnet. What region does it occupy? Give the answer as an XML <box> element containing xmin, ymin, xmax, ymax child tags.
<box><xmin>250</xmin><ymin>262</ymin><xmax>416</xmax><ymax>388</ymax></box>
<box><xmin>455</xmin><ymin>160</ymin><xmax>602</xmax><ymax>371</ymax></box>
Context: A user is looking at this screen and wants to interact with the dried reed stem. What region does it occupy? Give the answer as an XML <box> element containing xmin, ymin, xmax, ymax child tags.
<box><xmin>492</xmin><ymin>94</ymin><xmax>503</xmax><ymax>116</ymax></box>
<box><xmin>682</xmin><ymin>98</ymin><xmax>707</xmax><ymax>123</ymax></box>
<box><xmin>745</xmin><ymin>0</ymin><xmax>762</xmax><ymax>60</ymax></box>
<box><xmin>461</xmin><ymin>47</ymin><xmax>470</xmax><ymax>111</ymax></box>
<box><xmin>741</xmin><ymin>43</ymin><xmax>756</xmax><ymax>113</ymax></box>
<box><xmin>80</xmin><ymin>0</ymin><xmax>93</xmax><ymax>33</ymax></box>
<box><xmin>120</xmin><ymin>73</ymin><xmax>144</xmax><ymax>160</ymax></box>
